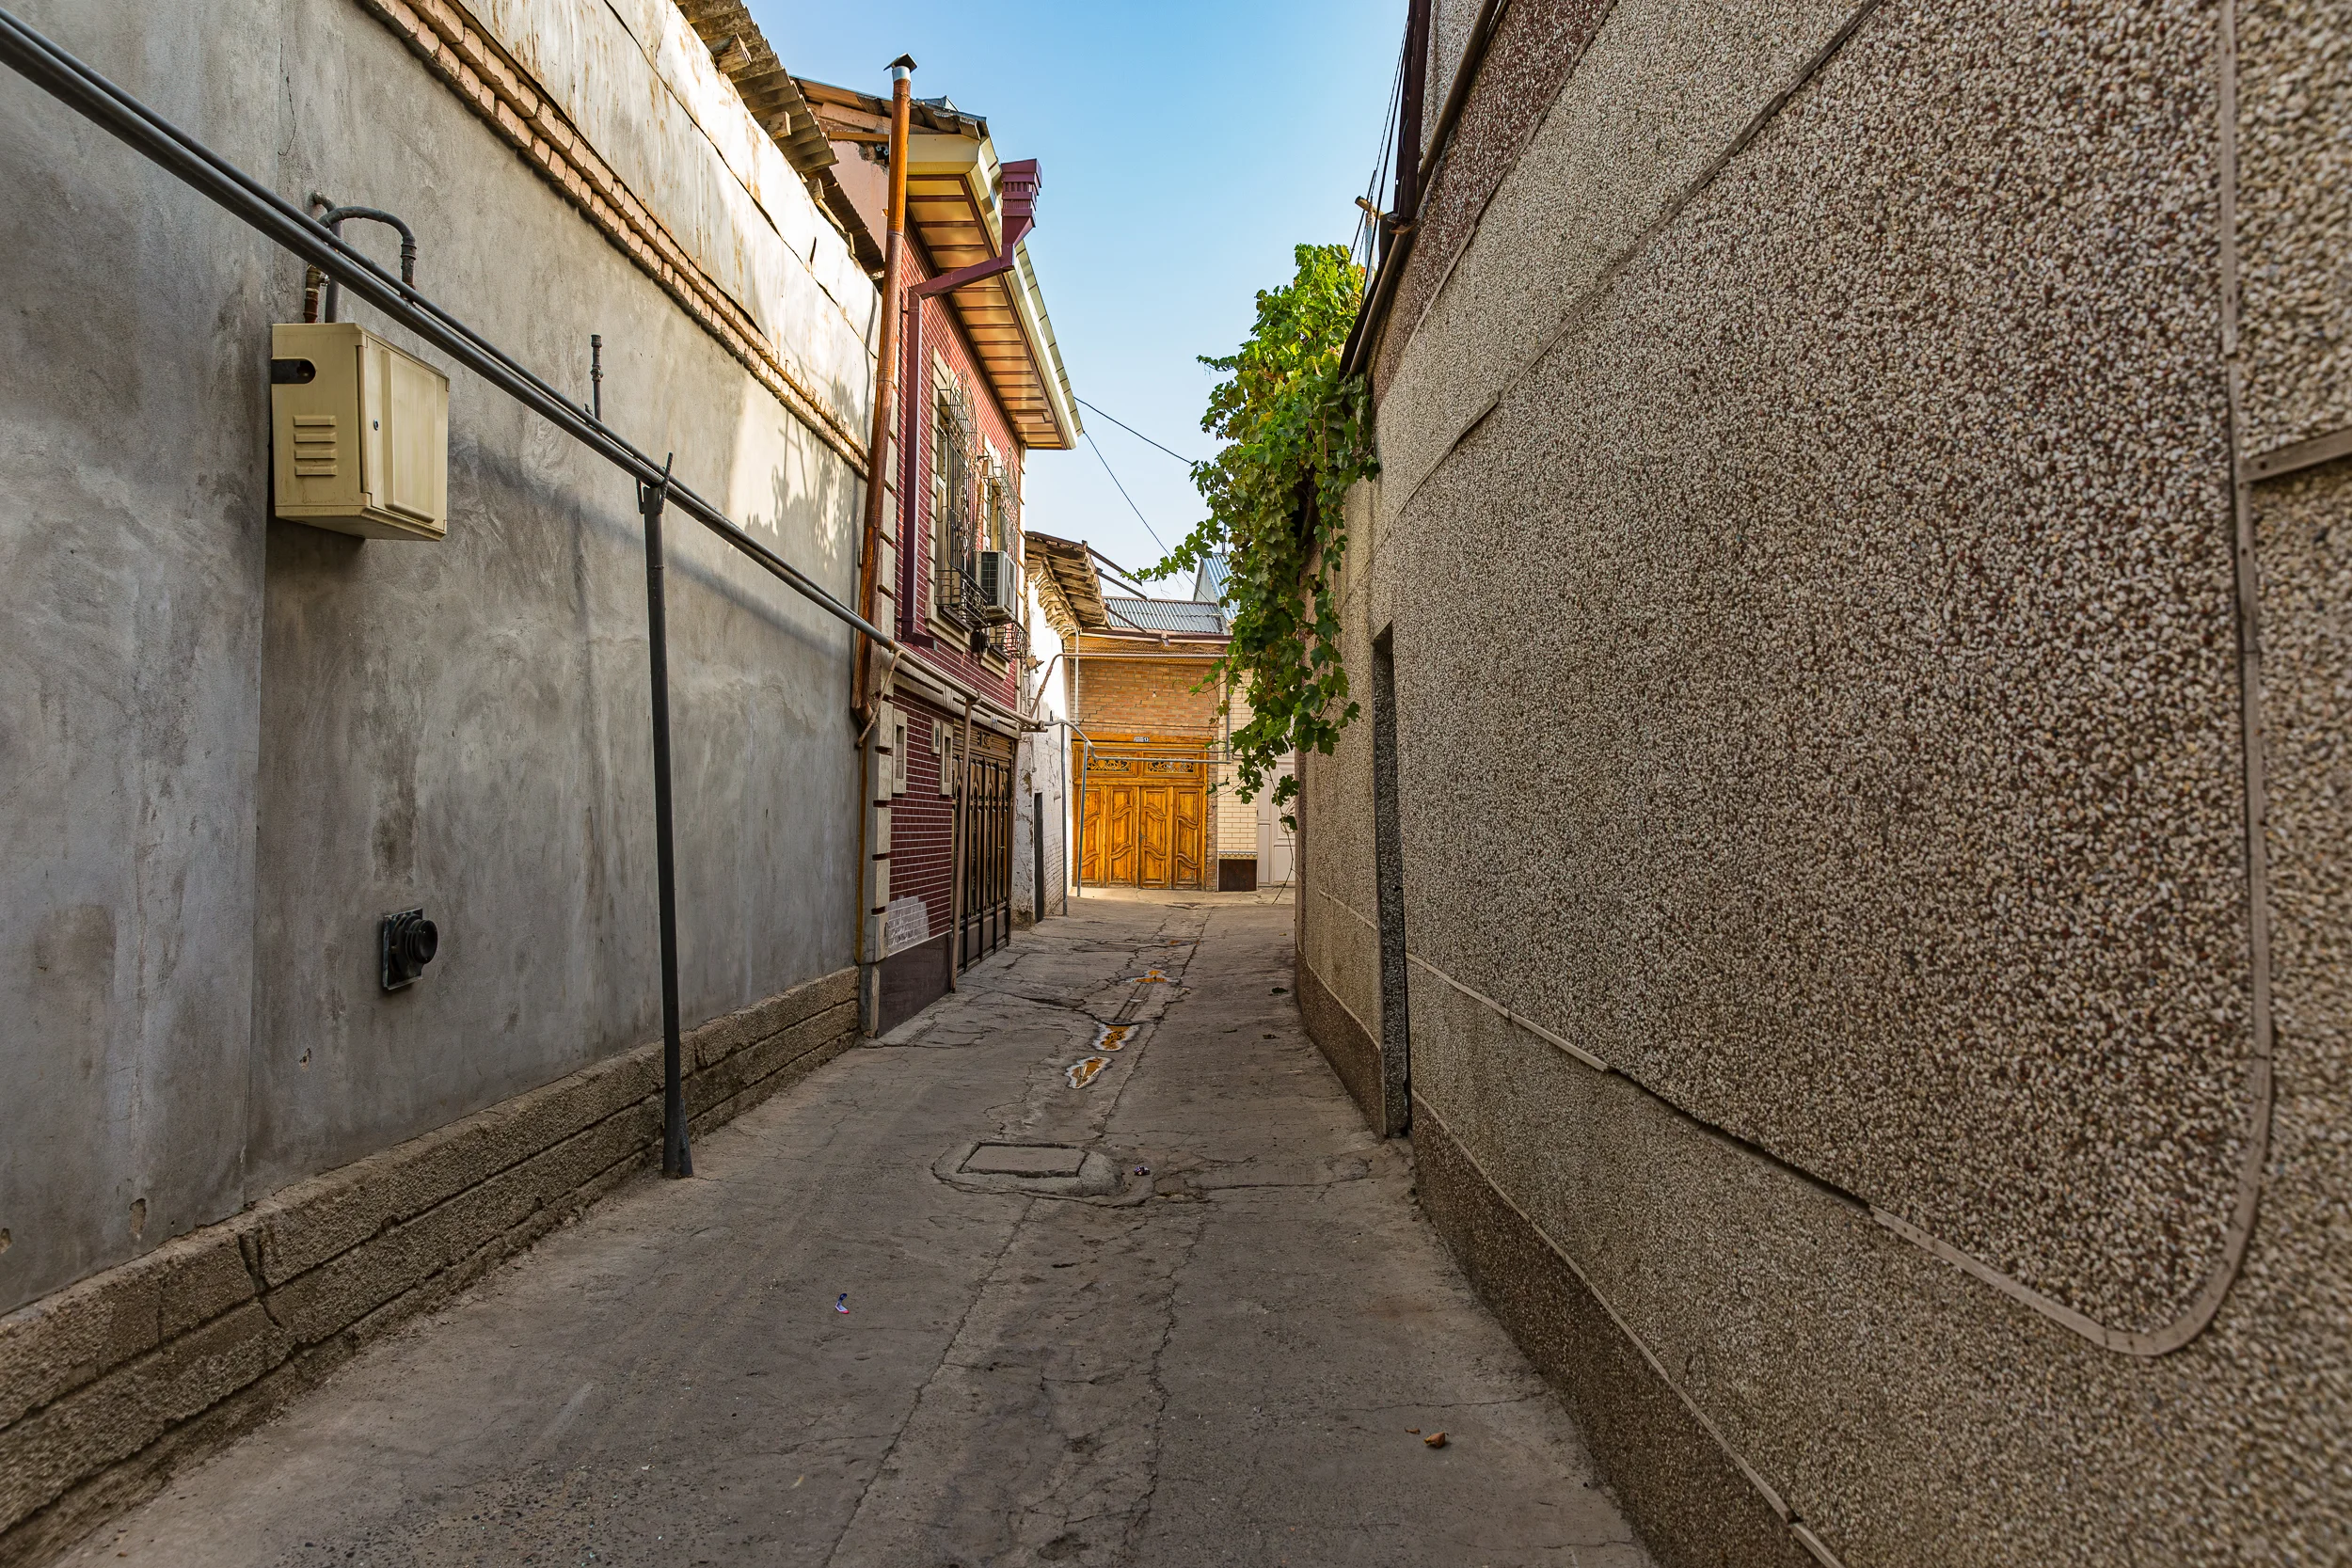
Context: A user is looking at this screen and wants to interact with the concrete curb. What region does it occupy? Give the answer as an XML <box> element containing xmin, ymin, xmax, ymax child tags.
<box><xmin>0</xmin><ymin>968</ymin><xmax>856</xmax><ymax>1567</ymax></box>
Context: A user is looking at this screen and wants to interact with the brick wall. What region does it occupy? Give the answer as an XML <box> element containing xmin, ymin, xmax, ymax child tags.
<box><xmin>895</xmin><ymin>258</ymin><xmax>1021</xmax><ymax>709</ymax></box>
<box><xmin>1214</xmin><ymin>762</ymin><xmax>1256</xmax><ymax>862</ymax></box>
<box><xmin>889</xmin><ymin>690</ymin><xmax>959</xmax><ymax>941</ymax></box>
<box><xmin>1073</xmin><ymin>650</ymin><xmax>1224</xmax><ymax>738</ymax></box>
<box><xmin>1215</xmin><ymin>681</ymin><xmax>1254</xmax><ymax>860</ymax></box>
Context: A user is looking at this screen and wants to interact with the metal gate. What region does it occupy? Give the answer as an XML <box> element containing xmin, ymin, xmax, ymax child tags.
<box><xmin>960</xmin><ymin>748</ymin><xmax>1013</xmax><ymax>968</ymax></box>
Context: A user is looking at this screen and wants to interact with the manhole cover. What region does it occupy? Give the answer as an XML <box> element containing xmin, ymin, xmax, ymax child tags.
<box><xmin>962</xmin><ymin>1143</ymin><xmax>1089</xmax><ymax>1178</ymax></box>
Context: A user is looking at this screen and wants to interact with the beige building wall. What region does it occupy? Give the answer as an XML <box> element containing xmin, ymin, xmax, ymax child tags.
<box><xmin>1297</xmin><ymin>485</ymin><xmax>1388</xmax><ymax>1128</ymax></box>
<box><xmin>1299</xmin><ymin>1</ymin><xmax>2352</xmax><ymax>1563</ymax></box>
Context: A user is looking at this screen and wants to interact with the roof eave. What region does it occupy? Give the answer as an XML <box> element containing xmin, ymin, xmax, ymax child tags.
<box><xmin>1008</xmin><ymin>240</ymin><xmax>1080</xmax><ymax>450</ymax></box>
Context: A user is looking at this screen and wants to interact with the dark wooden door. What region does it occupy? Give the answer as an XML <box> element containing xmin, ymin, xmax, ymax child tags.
<box><xmin>960</xmin><ymin>750</ymin><xmax>1012</xmax><ymax>968</ymax></box>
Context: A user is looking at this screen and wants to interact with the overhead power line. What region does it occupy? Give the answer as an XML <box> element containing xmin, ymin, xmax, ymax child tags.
<box><xmin>1082</xmin><ymin>429</ymin><xmax>1172</xmax><ymax>560</ymax></box>
<box><xmin>1076</xmin><ymin>397</ymin><xmax>1201</xmax><ymax>467</ymax></box>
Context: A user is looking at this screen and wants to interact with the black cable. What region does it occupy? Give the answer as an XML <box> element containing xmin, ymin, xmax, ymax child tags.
<box><xmin>1357</xmin><ymin>32</ymin><xmax>1406</xmax><ymax>272</ymax></box>
<box><xmin>1088</xmin><ymin>546</ymin><xmax>1152</xmax><ymax>596</ymax></box>
<box><xmin>1075</xmin><ymin>397</ymin><xmax>1200</xmax><ymax>467</ymax></box>
<box><xmin>1083</xmin><ymin>429</ymin><xmax>1171</xmax><ymax>558</ymax></box>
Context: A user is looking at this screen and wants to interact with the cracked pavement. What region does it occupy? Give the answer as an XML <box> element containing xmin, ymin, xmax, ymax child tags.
<box><xmin>70</xmin><ymin>893</ymin><xmax>1650</xmax><ymax>1568</ymax></box>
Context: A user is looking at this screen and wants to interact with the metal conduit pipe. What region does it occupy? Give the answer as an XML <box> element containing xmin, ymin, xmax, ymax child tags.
<box><xmin>852</xmin><ymin>55</ymin><xmax>914</xmax><ymax>727</ymax></box>
<box><xmin>1057</xmin><ymin>721</ymin><xmax>1115</xmax><ymax>902</ymax></box>
<box><xmin>637</xmin><ymin>459</ymin><xmax>692</xmax><ymax>1176</ymax></box>
<box><xmin>848</xmin><ymin>57</ymin><xmax>914</xmax><ymax>1029</ymax></box>
<box><xmin>1385</xmin><ymin>0</ymin><xmax>1432</xmax><ymax>271</ymax></box>
<box><xmin>1060</xmin><ymin>651</ymin><xmax>1225</xmax><ymax>661</ymax></box>
<box><xmin>1074</xmin><ymin>736</ymin><xmax>1089</xmax><ymax>901</ymax></box>
<box><xmin>318</xmin><ymin>204</ymin><xmax>416</xmax><ymax>323</ymax></box>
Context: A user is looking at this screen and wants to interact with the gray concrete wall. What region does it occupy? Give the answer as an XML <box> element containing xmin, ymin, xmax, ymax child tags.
<box><xmin>0</xmin><ymin>0</ymin><xmax>871</xmax><ymax>1314</ymax></box>
<box><xmin>0</xmin><ymin>0</ymin><xmax>278</xmax><ymax>1323</ymax></box>
<box><xmin>1301</xmin><ymin>0</ymin><xmax>2352</xmax><ymax>1560</ymax></box>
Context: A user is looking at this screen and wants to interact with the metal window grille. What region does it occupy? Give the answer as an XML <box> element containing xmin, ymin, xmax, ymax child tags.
<box><xmin>931</xmin><ymin>382</ymin><xmax>981</xmax><ymax>625</ymax></box>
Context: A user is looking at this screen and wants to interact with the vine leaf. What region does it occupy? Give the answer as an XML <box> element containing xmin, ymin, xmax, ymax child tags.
<box><xmin>1144</xmin><ymin>243</ymin><xmax>1377</xmax><ymax>827</ymax></box>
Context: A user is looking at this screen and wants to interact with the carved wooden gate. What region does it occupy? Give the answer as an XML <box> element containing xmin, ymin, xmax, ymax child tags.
<box><xmin>1079</xmin><ymin>753</ymin><xmax>1206</xmax><ymax>890</ymax></box>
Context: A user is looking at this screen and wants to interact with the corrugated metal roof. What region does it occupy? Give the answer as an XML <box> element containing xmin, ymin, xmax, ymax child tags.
<box><xmin>1105</xmin><ymin>597</ymin><xmax>1227</xmax><ymax>635</ymax></box>
<box><xmin>1192</xmin><ymin>554</ymin><xmax>1230</xmax><ymax>605</ymax></box>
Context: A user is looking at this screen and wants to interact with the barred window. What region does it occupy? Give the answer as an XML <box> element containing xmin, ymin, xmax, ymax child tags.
<box><xmin>981</xmin><ymin>460</ymin><xmax>1011</xmax><ymax>556</ymax></box>
<box><xmin>931</xmin><ymin>380</ymin><xmax>977</xmax><ymax>619</ymax></box>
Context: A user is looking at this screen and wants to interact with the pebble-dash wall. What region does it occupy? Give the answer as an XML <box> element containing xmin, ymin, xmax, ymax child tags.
<box><xmin>1298</xmin><ymin>0</ymin><xmax>2352</xmax><ymax>1561</ymax></box>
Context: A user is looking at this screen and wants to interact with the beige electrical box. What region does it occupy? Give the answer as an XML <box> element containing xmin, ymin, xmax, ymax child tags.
<box><xmin>270</xmin><ymin>322</ymin><xmax>449</xmax><ymax>540</ymax></box>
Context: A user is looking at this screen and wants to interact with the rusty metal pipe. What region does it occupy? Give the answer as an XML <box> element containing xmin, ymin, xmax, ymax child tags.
<box><xmin>1342</xmin><ymin>0</ymin><xmax>1505</xmax><ymax>378</ymax></box>
<box><xmin>1386</xmin><ymin>0</ymin><xmax>1431</xmax><ymax>268</ymax></box>
<box><xmin>851</xmin><ymin>56</ymin><xmax>913</xmax><ymax>1023</ymax></box>
<box><xmin>853</xmin><ymin>56</ymin><xmax>914</xmax><ymax>728</ymax></box>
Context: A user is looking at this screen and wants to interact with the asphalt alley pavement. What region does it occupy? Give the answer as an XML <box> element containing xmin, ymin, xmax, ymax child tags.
<box><xmin>71</xmin><ymin>892</ymin><xmax>1649</xmax><ymax>1568</ymax></box>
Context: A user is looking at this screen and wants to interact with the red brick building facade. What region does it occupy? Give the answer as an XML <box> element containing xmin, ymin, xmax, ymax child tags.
<box><xmin>800</xmin><ymin>76</ymin><xmax>1080</xmax><ymax>1032</ymax></box>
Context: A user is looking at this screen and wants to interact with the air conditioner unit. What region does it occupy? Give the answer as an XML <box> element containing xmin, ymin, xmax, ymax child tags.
<box><xmin>975</xmin><ymin>549</ymin><xmax>1017</xmax><ymax>625</ymax></box>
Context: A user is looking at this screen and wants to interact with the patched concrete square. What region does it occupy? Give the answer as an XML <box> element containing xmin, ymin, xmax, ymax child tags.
<box><xmin>961</xmin><ymin>1143</ymin><xmax>1088</xmax><ymax>1178</ymax></box>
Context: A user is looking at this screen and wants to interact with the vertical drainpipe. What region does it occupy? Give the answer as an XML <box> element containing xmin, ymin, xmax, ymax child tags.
<box><xmin>852</xmin><ymin>56</ymin><xmax>915</xmax><ymax>1033</ymax></box>
<box><xmin>855</xmin><ymin>58</ymin><xmax>914</xmax><ymax>721</ymax></box>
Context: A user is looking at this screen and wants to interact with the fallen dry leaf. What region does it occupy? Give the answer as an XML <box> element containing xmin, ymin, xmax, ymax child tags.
<box><xmin>1423</xmin><ymin>1432</ymin><xmax>1448</xmax><ymax>1449</ymax></box>
<box><xmin>1405</xmin><ymin>1427</ymin><xmax>1421</xmax><ymax>1434</ymax></box>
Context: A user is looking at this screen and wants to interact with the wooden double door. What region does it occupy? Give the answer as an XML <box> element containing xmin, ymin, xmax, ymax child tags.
<box><xmin>960</xmin><ymin>746</ymin><xmax>1013</xmax><ymax>967</ymax></box>
<box><xmin>1081</xmin><ymin>753</ymin><xmax>1205</xmax><ymax>889</ymax></box>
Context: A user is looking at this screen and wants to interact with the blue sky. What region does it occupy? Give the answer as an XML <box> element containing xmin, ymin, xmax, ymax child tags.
<box><xmin>751</xmin><ymin>0</ymin><xmax>1407</xmax><ymax>587</ymax></box>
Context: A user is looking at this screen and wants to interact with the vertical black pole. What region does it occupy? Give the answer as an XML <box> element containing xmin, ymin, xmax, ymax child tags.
<box><xmin>641</xmin><ymin>456</ymin><xmax>691</xmax><ymax>1178</ymax></box>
